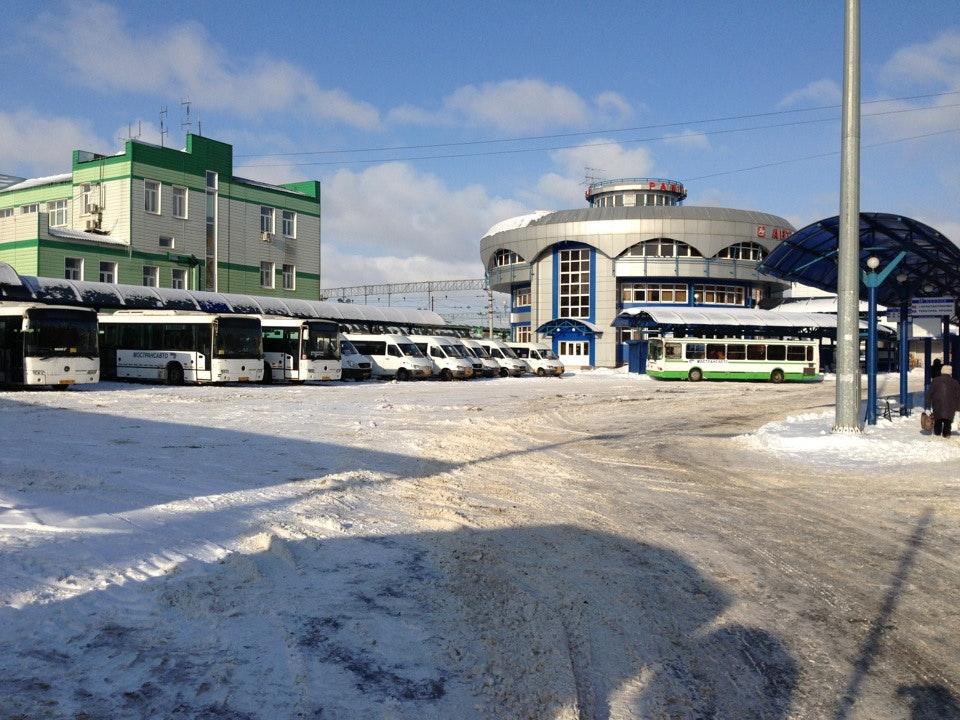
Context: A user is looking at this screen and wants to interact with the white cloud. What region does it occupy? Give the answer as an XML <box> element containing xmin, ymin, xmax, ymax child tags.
<box><xmin>777</xmin><ymin>79</ymin><xmax>842</xmax><ymax>109</ymax></box>
<box><xmin>880</xmin><ymin>29</ymin><xmax>960</xmax><ymax>88</ymax></box>
<box><xmin>389</xmin><ymin>79</ymin><xmax>633</xmax><ymax>133</ymax></box>
<box><xmin>534</xmin><ymin>173</ymin><xmax>584</xmax><ymax>207</ymax></box>
<box><xmin>320</xmin><ymin>244</ymin><xmax>484</xmax><ymax>287</ymax></box>
<box><xmin>0</xmin><ymin>110</ymin><xmax>109</xmax><ymax>176</ymax></box>
<box><xmin>549</xmin><ymin>140</ymin><xmax>655</xmax><ymax>180</ymax></box>
<box><xmin>663</xmin><ymin>129</ymin><xmax>711</xmax><ymax>151</ymax></box>
<box><xmin>321</xmin><ymin>162</ymin><xmax>525</xmax><ymax>263</ymax></box>
<box><xmin>38</xmin><ymin>1</ymin><xmax>380</xmax><ymax>130</ymax></box>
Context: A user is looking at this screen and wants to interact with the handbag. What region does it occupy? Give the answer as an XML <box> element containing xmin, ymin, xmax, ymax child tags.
<box><xmin>921</xmin><ymin>411</ymin><xmax>934</xmax><ymax>432</ymax></box>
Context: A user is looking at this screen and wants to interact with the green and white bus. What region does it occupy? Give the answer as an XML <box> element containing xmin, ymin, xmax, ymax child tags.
<box><xmin>646</xmin><ymin>337</ymin><xmax>821</xmax><ymax>383</ymax></box>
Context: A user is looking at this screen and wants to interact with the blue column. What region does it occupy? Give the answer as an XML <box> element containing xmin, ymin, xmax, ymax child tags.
<box><xmin>944</xmin><ymin>317</ymin><xmax>951</xmax><ymax>365</ymax></box>
<box><xmin>924</xmin><ymin>337</ymin><xmax>932</xmax><ymax>394</ymax></box>
<box><xmin>898</xmin><ymin>302</ymin><xmax>910</xmax><ymax>415</ymax></box>
<box><xmin>866</xmin><ymin>282</ymin><xmax>878</xmax><ymax>425</ymax></box>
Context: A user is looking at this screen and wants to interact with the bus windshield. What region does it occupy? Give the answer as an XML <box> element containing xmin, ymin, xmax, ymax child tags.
<box><xmin>397</xmin><ymin>342</ymin><xmax>423</xmax><ymax>357</ymax></box>
<box><xmin>539</xmin><ymin>349</ymin><xmax>558</xmax><ymax>360</ymax></box>
<box><xmin>441</xmin><ymin>344</ymin><xmax>463</xmax><ymax>358</ymax></box>
<box><xmin>24</xmin><ymin>309</ymin><xmax>98</xmax><ymax>358</ymax></box>
<box><xmin>471</xmin><ymin>344</ymin><xmax>491</xmax><ymax>358</ymax></box>
<box><xmin>214</xmin><ymin>317</ymin><xmax>262</xmax><ymax>359</ymax></box>
<box><xmin>303</xmin><ymin>322</ymin><xmax>340</xmax><ymax>360</ymax></box>
<box><xmin>648</xmin><ymin>341</ymin><xmax>663</xmax><ymax>361</ymax></box>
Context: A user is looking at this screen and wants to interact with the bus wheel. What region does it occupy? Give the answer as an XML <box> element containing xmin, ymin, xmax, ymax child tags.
<box><xmin>166</xmin><ymin>362</ymin><xmax>185</xmax><ymax>386</ymax></box>
<box><xmin>688</xmin><ymin>368</ymin><xmax>703</xmax><ymax>382</ymax></box>
<box><xmin>396</xmin><ymin>368</ymin><xmax>410</xmax><ymax>382</ymax></box>
<box><xmin>770</xmin><ymin>369</ymin><xmax>785</xmax><ymax>383</ymax></box>
<box><xmin>440</xmin><ymin>368</ymin><xmax>452</xmax><ymax>381</ymax></box>
<box><xmin>500</xmin><ymin>368</ymin><xmax>509</xmax><ymax>377</ymax></box>
<box><xmin>536</xmin><ymin>368</ymin><xmax>546</xmax><ymax>377</ymax></box>
<box><xmin>261</xmin><ymin>362</ymin><xmax>273</xmax><ymax>384</ymax></box>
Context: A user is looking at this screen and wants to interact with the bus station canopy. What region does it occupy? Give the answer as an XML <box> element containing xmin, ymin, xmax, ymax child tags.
<box><xmin>759</xmin><ymin>213</ymin><xmax>960</xmax><ymax>308</ymax></box>
<box><xmin>0</xmin><ymin>264</ymin><xmax>447</xmax><ymax>329</ymax></box>
<box><xmin>536</xmin><ymin>318</ymin><xmax>604</xmax><ymax>335</ymax></box>
<box><xmin>613</xmin><ymin>305</ymin><xmax>885</xmax><ymax>337</ymax></box>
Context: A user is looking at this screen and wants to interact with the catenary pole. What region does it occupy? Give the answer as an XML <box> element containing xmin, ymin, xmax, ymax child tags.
<box><xmin>834</xmin><ymin>0</ymin><xmax>862</xmax><ymax>432</ymax></box>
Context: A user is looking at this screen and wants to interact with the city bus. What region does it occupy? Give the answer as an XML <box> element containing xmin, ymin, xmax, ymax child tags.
<box><xmin>0</xmin><ymin>303</ymin><xmax>100</xmax><ymax>388</ymax></box>
<box><xmin>261</xmin><ymin>317</ymin><xmax>341</xmax><ymax>383</ymax></box>
<box><xmin>646</xmin><ymin>337</ymin><xmax>821</xmax><ymax>382</ymax></box>
<box><xmin>98</xmin><ymin>310</ymin><xmax>263</xmax><ymax>384</ymax></box>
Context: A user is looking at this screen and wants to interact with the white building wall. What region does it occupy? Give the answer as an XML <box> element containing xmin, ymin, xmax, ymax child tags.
<box><xmin>70</xmin><ymin>178</ymin><xmax>131</xmax><ymax>243</ymax></box>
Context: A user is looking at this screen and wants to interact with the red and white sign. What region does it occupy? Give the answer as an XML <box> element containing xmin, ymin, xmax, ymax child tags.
<box><xmin>757</xmin><ymin>226</ymin><xmax>792</xmax><ymax>240</ymax></box>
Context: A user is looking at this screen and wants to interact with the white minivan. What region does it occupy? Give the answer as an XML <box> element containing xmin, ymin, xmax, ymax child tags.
<box><xmin>344</xmin><ymin>333</ymin><xmax>433</xmax><ymax>380</ymax></box>
<box><xmin>476</xmin><ymin>339</ymin><xmax>530</xmax><ymax>377</ymax></box>
<box><xmin>459</xmin><ymin>338</ymin><xmax>504</xmax><ymax>378</ymax></box>
<box><xmin>338</xmin><ymin>336</ymin><xmax>373</xmax><ymax>381</ymax></box>
<box><xmin>508</xmin><ymin>342</ymin><xmax>565</xmax><ymax>376</ymax></box>
<box><xmin>408</xmin><ymin>335</ymin><xmax>475</xmax><ymax>380</ymax></box>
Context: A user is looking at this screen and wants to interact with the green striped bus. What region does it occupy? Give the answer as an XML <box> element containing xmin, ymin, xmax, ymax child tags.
<box><xmin>646</xmin><ymin>337</ymin><xmax>822</xmax><ymax>383</ymax></box>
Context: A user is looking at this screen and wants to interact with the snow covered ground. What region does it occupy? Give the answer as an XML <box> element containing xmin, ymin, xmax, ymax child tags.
<box><xmin>1</xmin><ymin>371</ymin><xmax>958</xmax><ymax>719</ymax></box>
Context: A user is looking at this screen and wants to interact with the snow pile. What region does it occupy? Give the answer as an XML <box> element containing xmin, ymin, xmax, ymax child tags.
<box><xmin>482</xmin><ymin>210</ymin><xmax>553</xmax><ymax>238</ymax></box>
<box><xmin>738</xmin><ymin>410</ymin><xmax>960</xmax><ymax>466</ymax></box>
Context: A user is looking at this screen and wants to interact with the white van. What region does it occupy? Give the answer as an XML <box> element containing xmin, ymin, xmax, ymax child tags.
<box><xmin>476</xmin><ymin>339</ymin><xmax>529</xmax><ymax>377</ymax></box>
<box><xmin>338</xmin><ymin>336</ymin><xmax>372</xmax><ymax>381</ymax></box>
<box><xmin>344</xmin><ymin>333</ymin><xmax>433</xmax><ymax>380</ymax></box>
<box><xmin>408</xmin><ymin>335</ymin><xmax>475</xmax><ymax>380</ymax></box>
<box><xmin>459</xmin><ymin>338</ymin><xmax>503</xmax><ymax>378</ymax></box>
<box><xmin>508</xmin><ymin>342</ymin><xmax>565</xmax><ymax>376</ymax></box>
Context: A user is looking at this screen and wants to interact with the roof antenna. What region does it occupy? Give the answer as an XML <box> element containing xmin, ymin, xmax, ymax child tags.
<box><xmin>584</xmin><ymin>166</ymin><xmax>605</xmax><ymax>185</ymax></box>
<box><xmin>180</xmin><ymin>98</ymin><xmax>192</xmax><ymax>136</ymax></box>
<box><xmin>159</xmin><ymin>106</ymin><xmax>168</xmax><ymax>147</ymax></box>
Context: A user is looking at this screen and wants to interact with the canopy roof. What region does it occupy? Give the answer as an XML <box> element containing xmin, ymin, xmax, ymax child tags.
<box><xmin>535</xmin><ymin>318</ymin><xmax>604</xmax><ymax>335</ymax></box>
<box><xmin>0</xmin><ymin>265</ymin><xmax>447</xmax><ymax>328</ymax></box>
<box><xmin>614</xmin><ymin>305</ymin><xmax>887</xmax><ymax>336</ymax></box>
<box><xmin>759</xmin><ymin>213</ymin><xmax>960</xmax><ymax>307</ymax></box>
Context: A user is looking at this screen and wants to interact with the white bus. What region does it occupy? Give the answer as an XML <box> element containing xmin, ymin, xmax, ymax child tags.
<box><xmin>646</xmin><ymin>337</ymin><xmax>821</xmax><ymax>383</ymax></box>
<box><xmin>407</xmin><ymin>335</ymin><xmax>474</xmax><ymax>380</ymax></box>
<box><xmin>0</xmin><ymin>303</ymin><xmax>100</xmax><ymax>388</ymax></box>
<box><xmin>343</xmin><ymin>333</ymin><xmax>433</xmax><ymax>380</ymax></box>
<box><xmin>508</xmin><ymin>342</ymin><xmax>565</xmax><ymax>376</ymax></box>
<box><xmin>261</xmin><ymin>317</ymin><xmax>341</xmax><ymax>383</ymax></box>
<box><xmin>99</xmin><ymin>310</ymin><xmax>263</xmax><ymax>384</ymax></box>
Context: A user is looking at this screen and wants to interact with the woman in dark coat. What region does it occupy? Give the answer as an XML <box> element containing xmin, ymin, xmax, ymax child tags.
<box><xmin>925</xmin><ymin>364</ymin><xmax>960</xmax><ymax>437</ymax></box>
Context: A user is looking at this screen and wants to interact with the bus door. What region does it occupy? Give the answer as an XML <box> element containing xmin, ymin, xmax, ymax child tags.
<box><xmin>98</xmin><ymin>324</ymin><xmax>118</xmax><ymax>379</ymax></box>
<box><xmin>285</xmin><ymin>327</ymin><xmax>300</xmax><ymax>374</ymax></box>
<box><xmin>0</xmin><ymin>317</ymin><xmax>24</xmax><ymax>383</ymax></box>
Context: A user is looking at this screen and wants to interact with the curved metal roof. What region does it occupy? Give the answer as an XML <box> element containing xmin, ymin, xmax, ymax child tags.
<box><xmin>613</xmin><ymin>305</ymin><xmax>886</xmax><ymax>334</ymax></box>
<box><xmin>759</xmin><ymin>213</ymin><xmax>960</xmax><ymax>307</ymax></box>
<box><xmin>0</xmin><ymin>266</ymin><xmax>447</xmax><ymax>327</ymax></box>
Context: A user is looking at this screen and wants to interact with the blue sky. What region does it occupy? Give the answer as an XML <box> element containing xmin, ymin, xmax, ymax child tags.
<box><xmin>1</xmin><ymin>0</ymin><xmax>958</xmax><ymax>288</ymax></box>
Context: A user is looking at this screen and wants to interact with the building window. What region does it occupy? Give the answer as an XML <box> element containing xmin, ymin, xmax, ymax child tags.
<box><xmin>64</xmin><ymin>257</ymin><xmax>83</xmax><ymax>281</ymax></box>
<box><xmin>142</xmin><ymin>266</ymin><xmax>159</xmax><ymax>287</ymax></box>
<box><xmin>558</xmin><ymin>247</ymin><xmax>590</xmax><ymax>319</ymax></box>
<box><xmin>282</xmin><ymin>210</ymin><xmax>296</xmax><ymax>238</ymax></box>
<box><xmin>99</xmin><ymin>261</ymin><xmax>117</xmax><ymax>284</ymax></box>
<box><xmin>171</xmin><ymin>268</ymin><xmax>187</xmax><ymax>290</ymax></box>
<box><xmin>21</xmin><ymin>204</ymin><xmax>39</xmax><ymax>214</ymax></box>
<box><xmin>205</xmin><ymin>172</ymin><xmax>218</xmax><ymax>291</ymax></box>
<box><xmin>694</xmin><ymin>284</ymin><xmax>745</xmax><ymax>306</ymax></box>
<box><xmin>206</xmin><ymin>171</ymin><xmax>218</xmax><ymax>190</ymax></box>
<box><xmin>492</xmin><ymin>248</ymin><xmax>524</xmax><ymax>267</ymax></box>
<box><xmin>172</xmin><ymin>186</ymin><xmax>188</xmax><ymax>219</ymax></box>
<box><xmin>260</xmin><ymin>261</ymin><xmax>275</xmax><ymax>288</ymax></box>
<box><xmin>715</xmin><ymin>241</ymin><xmax>766</xmax><ymax>261</ymax></box>
<box><xmin>513</xmin><ymin>286</ymin><xmax>531</xmax><ymax>307</ymax></box>
<box><xmin>624</xmin><ymin>238</ymin><xmax>702</xmax><ymax>257</ymax></box>
<box><xmin>0</xmin><ymin>208</ymin><xmax>12</xmax><ymax>219</ymax></box>
<box><xmin>159</xmin><ymin>235</ymin><xmax>175</xmax><ymax>249</ymax></box>
<box><xmin>144</xmin><ymin>180</ymin><xmax>160</xmax><ymax>214</ymax></box>
<box><xmin>282</xmin><ymin>264</ymin><xmax>296</xmax><ymax>290</ymax></box>
<box><xmin>514</xmin><ymin>326</ymin><xmax>531</xmax><ymax>343</ymax></box>
<box><xmin>47</xmin><ymin>199</ymin><xmax>68</xmax><ymax>227</ymax></box>
<box><xmin>260</xmin><ymin>206</ymin><xmax>275</xmax><ymax>234</ymax></box>
<box><xmin>620</xmin><ymin>282</ymin><xmax>688</xmax><ymax>303</ymax></box>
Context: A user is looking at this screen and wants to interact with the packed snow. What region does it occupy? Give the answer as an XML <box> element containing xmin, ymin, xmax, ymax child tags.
<box><xmin>1</xmin><ymin>371</ymin><xmax>958</xmax><ymax>718</ymax></box>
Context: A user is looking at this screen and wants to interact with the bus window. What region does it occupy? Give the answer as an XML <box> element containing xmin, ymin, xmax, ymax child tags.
<box><xmin>747</xmin><ymin>345</ymin><xmax>766</xmax><ymax>361</ymax></box>
<box><xmin>163</xmin><ymin>323</ymin><xmax>195</xmax><ymax>351</ymax></box>
<box><xmin>387</xmin><ymin>344</ymin><xmax>402</xmax><ymax>358</ymax></box>
<box><xmin>665</xmin><ymin>342</ymin><xmax>682</xmax><ymax>359</ymax></box>
<box><xmin>513</xmin><ymin>347</ymin><xmax>529</xmax><ymax>358</ymax></box>
<box><xmin>767</xmin><ymin>345</ymin><xmax>786</xmax><ymax>361</ymax></box>
<box><xmin>787</xmin><ymin>346</ymin><xmax>806</xmax><ymax>361</ymax></box>
<box><xmin>806</xmin><ymin>346</ymin><xmax>814</xmax><ymax>362</ymax></box>
<box><xmin>430</xmin><ymin>346</ymin><xmax>444</xmax><ymax>358</ymax></box>
<box><xmin>727</xmin><ymin>344</ymin><xmax>746</xmax><ymax>360</ymax></box>
<box><xmin>489</xmin><ymin>347</ymin><xmax>503</xmax><ymax>358</ymax></box>
<box><xmin>686</xmin><ymin>343</ymin><xmax>705</xmax><ymax>360</ymax></box>
<box><xmin>648</xmin><ymin>342</ymin><xmax>663</xmax><ymax>361</ymax></box>
<box><xmin>706</xmin><ymin>343</ymin><xmax>726</xmax><ymax>360</ymax></box>
<box><xmin>397</xmin><ymin>343</ymin><xmax>423</xmax><ymax>357</ymax></box>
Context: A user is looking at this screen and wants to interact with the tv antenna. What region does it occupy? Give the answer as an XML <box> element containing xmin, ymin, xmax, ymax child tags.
<box><xmin>180</xmin><ymin>99</ymin><xmax>192</xmax><ymax>135</ymax></box>
<box><xmin>159</xmin><ymin>106</ymin><xmax>168</xmax><ymax>147</ymax></box>
<box><xmin>584</xmin><ymin>166</ymin><xmax>605</xmax><ymax>185</ymax></box>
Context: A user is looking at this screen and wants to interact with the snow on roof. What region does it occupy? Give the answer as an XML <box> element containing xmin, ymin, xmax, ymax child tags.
<box><xmin>770</xmin><ymin>297</ymin><xmax>877</xmax><ymax>313</ymax></box>
<box><xmin>617</xmin><ymin>305</ymin><xmax>846</xmax><ymax>329</ymax></box>
<box><xmin>233</xmin><ymin>176</ymin><xmax>307</xmax><ymax>196</ymax></box>
<box><xmin>2</xmin><ymin>173</ymin><xmax>72</xmax><ymax>193</ymax></box>
<box><xmin>48</xmin><ymin>227</ymin><xmax>128</xmax><ymax>246</ymax></box>
<box><xmin>482</xmin><ymin>211</ymin><xmax>553</xmax><ymax>239</ymax></box>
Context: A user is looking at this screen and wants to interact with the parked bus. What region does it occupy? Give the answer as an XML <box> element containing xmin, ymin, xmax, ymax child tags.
<box><xmin>261</xmin><ymin>317</ymin><xmax>341</xmax><ymax>383</ymax></box>
<box><xmin>457</xmin><ymin>338</ymin><xmax>500</xmax><ymax>378</ymax></box>
<box><xmin>338</xmin><ymin>336</ymin><xmax>373</xmax><ymax>381</ymax></box>
<box><xmin>98</xmin><ymin>310</ymin><xmax>263</xmax><ymax>384</ymax></box>
<box><xmin>646</xmin><ymin>337</ymin><xmax>821</xmax><ymax>382</ymax></box>
<box><xmin>0</xmin><ymin>303</ymin><xmax>99</xmax><ymax>388</ymax></box>
<box><xmin>343</xmin><ymin>333</ymin><xmax>433</xmax><ymax>380</ymax></box>
<box><xmin>475</xmin><ymin>338</ymin><xmax>529</xmax><ymax>377</ymax></box>
<box><xmin>508</xmin><ymin>342</ymin><xmax>565</xmax><ymax>376</ymax></box>
<box><xmin>407</xmin><ymin>335</ymin><xmax>474</xmax><ymax>380</ymax></box>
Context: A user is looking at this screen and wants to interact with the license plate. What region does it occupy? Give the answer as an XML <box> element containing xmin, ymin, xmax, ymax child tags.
<box><xmin>238</xmin><ymin>376</ymin><xmax>250</xmax><ymax>382</ymax></box>
<box><xmin>58</xmin><ymin>379</ymin><xmax>75</xmax><ymax>385</ymax></box>
<box><xmin>320</xmin><ymin>375</ymin><xmax>331</xmax><ymax>381</ymax></box>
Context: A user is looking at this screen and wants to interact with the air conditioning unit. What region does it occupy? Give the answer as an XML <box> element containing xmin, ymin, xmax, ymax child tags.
<box><xmin>85</xmin><ymin>219</ymin><xmax>98</xmax><ymax>231</ymax></box>
<box><xmin>260</xmin><ymin>231</ymin><xmax>275</xmax><ymax>243</ymax></box>
<box><xmin>87</xmin><ymin>203</ymin><xmax>101</xmax><ymax>214</ymax></box>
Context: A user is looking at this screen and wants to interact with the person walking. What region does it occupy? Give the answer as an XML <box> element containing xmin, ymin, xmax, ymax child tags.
<box><xmin>931</xmin><ymin>357</ymin><xmax>943</xmax><ymax>378</ymax></box>
<box><xmin>925</xmin><ymin>364</ymin><xmax>960</xmax><ymax>438</ymax></box>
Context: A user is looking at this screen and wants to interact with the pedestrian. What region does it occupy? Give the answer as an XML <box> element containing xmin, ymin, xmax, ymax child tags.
<box><xmin>925</xmin><ymin>364</ymin><xmax>960</xmax><ymax>438</ymax></box>
<box><xmin>931</xmin><ymin>357</ymin><xmax>943</xmax><ymax>378</ymax></box>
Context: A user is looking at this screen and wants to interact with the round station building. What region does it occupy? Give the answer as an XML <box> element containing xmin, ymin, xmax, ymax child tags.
<box><xmin>480</xmin><ymin>178</ymin><xmax>795</xmax><ymax>367</ymax></box>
